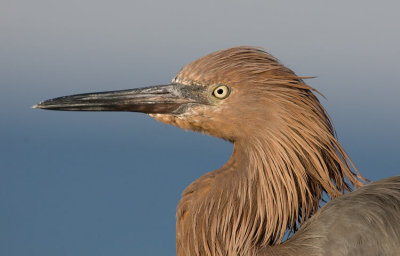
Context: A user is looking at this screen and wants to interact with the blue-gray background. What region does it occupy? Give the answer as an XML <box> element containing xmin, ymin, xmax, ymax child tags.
<box><xmin>1</xmin><ymin>0</ymin><xmax>399</xmax><ymax>255</ymax></box>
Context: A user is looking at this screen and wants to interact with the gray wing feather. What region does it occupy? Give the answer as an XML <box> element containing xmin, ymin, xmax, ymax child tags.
<box><xmin>280</xmin><ymin>176</ymin><xmax>400</xmax><ymax>256</ymax></box>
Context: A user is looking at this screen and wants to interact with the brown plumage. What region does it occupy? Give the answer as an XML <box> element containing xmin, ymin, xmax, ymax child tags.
<box><xmin>154</xmin><ymin>47</ymin><xmax>365</xmax><ymax>255</ymax></box>
<box><xmin>34</xmin><ymin>47</ymin><xmax>400</xmax><ymax>256</ymax></box>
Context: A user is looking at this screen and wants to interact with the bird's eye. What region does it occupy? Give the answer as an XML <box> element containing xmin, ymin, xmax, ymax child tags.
<box><xmin>212</xmin><ymin>85</ymin><xmax>230</xmax><ymax>99</ymax></box>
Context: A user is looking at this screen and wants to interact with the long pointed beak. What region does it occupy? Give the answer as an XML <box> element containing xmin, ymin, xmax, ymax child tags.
<box><xmin>33</xmin><ymin>83</ymin><xmax>197</xmax><ymax>114</ymax></box>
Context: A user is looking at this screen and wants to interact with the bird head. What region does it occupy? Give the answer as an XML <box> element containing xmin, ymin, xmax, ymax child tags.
<box><xmin>33</xmin><ymin>47</ymin><xmax>315</xmax><ymax>142</ymax></box>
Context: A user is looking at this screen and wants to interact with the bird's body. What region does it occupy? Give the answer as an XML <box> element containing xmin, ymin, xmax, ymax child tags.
<box><xmin>34</xmin><ymin>47</ymin><xmax>400</xmax><ymax>255</ymax></box>
<box><xmin>263</xmin><ymin>176</ymin><xmax>400</xmax><ymax>256</ymax></box>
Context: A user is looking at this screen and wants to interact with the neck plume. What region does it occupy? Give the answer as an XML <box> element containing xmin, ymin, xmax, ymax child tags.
<box><xmin>176</xmin><ymin>85</ymin><xmax>365</xmax><ymax>256</ymax></box>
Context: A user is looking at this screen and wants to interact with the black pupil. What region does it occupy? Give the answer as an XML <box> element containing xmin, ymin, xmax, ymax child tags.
<box><xmin>217</xmin><ymin>88</ymin><xmax>224</xmax><ymax>95</ymax></box>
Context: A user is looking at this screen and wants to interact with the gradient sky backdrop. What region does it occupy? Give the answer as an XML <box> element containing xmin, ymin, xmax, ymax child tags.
<box><xmin>1</xmin><ymin>0</ymin><xmax>400</xmax><ymax>255</ymax></box>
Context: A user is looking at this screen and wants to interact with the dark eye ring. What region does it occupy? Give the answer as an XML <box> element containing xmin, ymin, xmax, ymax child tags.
<box><xmin>212</xmin><ymin>85</ymin><xmax>230</xmax><ymax>99</ymax></box>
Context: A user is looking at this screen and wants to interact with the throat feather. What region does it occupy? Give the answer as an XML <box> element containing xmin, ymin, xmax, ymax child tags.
<box><xmin>176</xmin><ymin>126</ymin><xmax>364</xmax><ymax>255</ymax></box>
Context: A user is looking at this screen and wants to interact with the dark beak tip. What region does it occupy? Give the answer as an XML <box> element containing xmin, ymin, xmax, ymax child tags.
<box><xmin>32</xmin><ymin>101</ymin><xmax>48</xmax><ymax>109</ymax></box>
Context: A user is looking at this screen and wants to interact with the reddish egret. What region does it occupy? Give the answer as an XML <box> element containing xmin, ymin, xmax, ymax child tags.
<box><xmin>34</xmin><ymin>47</ymin><xmax>400</xmax><ymax>255</ymax></box>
